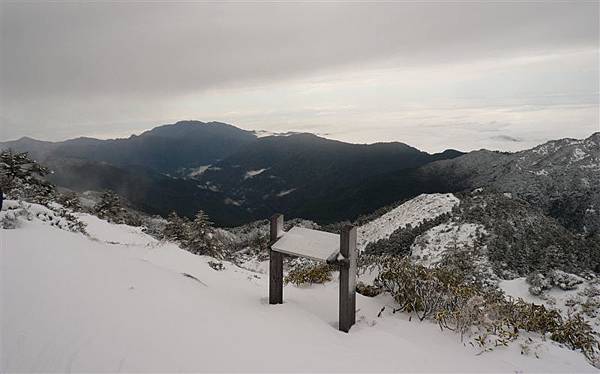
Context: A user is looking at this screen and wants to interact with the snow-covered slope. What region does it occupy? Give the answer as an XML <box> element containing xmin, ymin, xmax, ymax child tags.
<box><xmin>2</xmin><ymin>201</ymin><xmax>597</xmax><ymax>372</ymax></box>
<box><xmin>423</xmin><ymin>132</ymin><xmax>600</xmax><ymax>232</ymax></box>
<box><xmin>357</xmin><ymin>193</ymin><xmax>459</xmax><ymax>251</ymax></box>
<box><xmin>411</xmin><ymin>222</ymin><xmax>485</xmax><ymax>267</ymax></box>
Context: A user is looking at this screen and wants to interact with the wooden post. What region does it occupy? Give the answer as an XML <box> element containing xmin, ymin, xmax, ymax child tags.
<box><xmin>269</xmin><ymin>214</ymin><xmax>284</xmax><ymax>304</ymax></box>
<box><xmin>339</xmin><ymin>225</ymin><xmax>357</xmax><ymax>332</ymax></box>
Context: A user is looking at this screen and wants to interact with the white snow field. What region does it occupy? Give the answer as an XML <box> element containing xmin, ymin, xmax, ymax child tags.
<box><xmin>411</xmin><ymin>222</ymin><xmax>486</xmax><ymax>267</ymax></box>
<box><xmin>357</xmin><ymin>193</ymin><xmax>459</xmax><ymax>251</ymax></box>
<box><xmin>2</xmin><ymin>201</ymin><xmax>598</xmax><ymax>372</ymax></box>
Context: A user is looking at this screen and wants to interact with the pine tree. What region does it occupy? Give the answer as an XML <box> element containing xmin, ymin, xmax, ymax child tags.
<box><xmin>56</xmin><ymin>191</ymin><xmax>82</xmax><ymax>211</ymax></box>
<box><xmin>0</xmin><ymin>149</ymin><xmax>48</xmax><ymax>184</ymax></box>
<box><xmin>163</xmin><ymin>211</ymin><xmax>190</xmax><ymax>242</ymax></box>
<box><xmin>94</xmin><ymin>190</ymin><xmax>126</xmax><ymax>223</ymax></box>
<box><xmin>0</xmin><ymin>149</ymin><xmax>54</xmax><ymax>203</ymax></box>
<box><xmin>184</xmin><ymin>210</ymin><xmax>222</xmax><ymax>258</ymax></box>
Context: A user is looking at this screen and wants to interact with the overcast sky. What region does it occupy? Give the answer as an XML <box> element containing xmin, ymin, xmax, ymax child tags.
<box><xmin>1</xmin><ymin>1</ymin><xmax>598</xmax><ymax>152</ymax></box>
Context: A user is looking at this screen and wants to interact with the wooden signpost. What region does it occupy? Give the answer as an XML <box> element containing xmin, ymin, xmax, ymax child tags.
<box><xmin>269</xmin><ymin>214</ymin><xmax>357</xmax><ymax>332</ymax></box>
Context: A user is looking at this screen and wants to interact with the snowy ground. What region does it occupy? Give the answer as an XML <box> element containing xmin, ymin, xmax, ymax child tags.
<box><xmin>356</xmin><ymin>193</ymin><xmax>459</xmax><ymax>251</ymax></box>
<box><xmin>2</xmin><ymin>201</ymin><xmax>598</xmax><ymax>372</ymax></box>
<box><xmin>411</xmin><ymin>222</ymin><xmax>485</xmax><ymax>267</ymax></box>
<box><xmin>500</xmin><ymin>277</ymin><xmax>600</xmax><ymax>337</ymax></box>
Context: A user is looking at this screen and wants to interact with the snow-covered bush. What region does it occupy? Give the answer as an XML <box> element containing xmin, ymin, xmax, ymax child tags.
<box><xmin>551</xmin><ymin>314</ymin><xmax>599</xmax><ymax>361</ymax></box>
<box><xmin>207</xmin><ymin>261</ymin><xmax>225</xmax><ymax>271</ymax></box>
<box><xmin>184</xmin><ymin>210</ymin><xmax>224</xmax><ymax>258</ymax></box>
<box><xmin>284</xmin><ymin>259</ymin><xmax>334</xmax><ymax>286</ymax></box>
<box><xmin>36</xmin><ymin>207</ymin><xmax>87</xmax><ymax>233</ymax></box>
<box><xmin>356</xmin><ymin>281</ymin><xmax>382</xmax><ymax>297</ymax></box>
<box><xmin>371</xmin><ymin>256</ymin><xmax>600</xmax><ymax>362</ymax></box>
<box><xmin>1</xmin><ymin>201</ymin><xmax>32</xmax><ymax>229</ymax></box>
<box><xmin>375</xmin><ymin>257</ymin><xmax>474</xmax><ymax>322</ymax></box>
<box><xmin>0</xmin><ymin>149</ymin><xmax>55</xmax><ymax>204</ymax></box>
<box><xmin>526</xmin><ymin>270</ymin><xmax>584</xmax><ymax>296</ymax></box>
<box><xmin>56</xmin><ymin>191</ymin><xmax>83</xmax><ymax>211</ymax></box>
<box><xmin>93</xmin><ymin>190</ymin><xmax>142</xmax><ymax>226</ymax></box>
<box><xmin>550</xmin><ymin>270</ymin><xmax>585</xmax><ymax>291</ymax></box>
<box><xmin>162</xmin><ymin>209</ymin><xmax>226</xmax><ymax>259</ymax></box>
<box><xmin>1</xmin><ymin>200</ymin><xmax>86</xmax><ymax>233</ymax></box>
<box><xmin>526</xmin><ymin>272</ymin><xmax>553</xmax><ymax>296</ymax></box>
<box><xmin>457</xmin><ymin>192</ymin><xmax>600</xmax><ymax>277</ymax></box>
<box><xmin>163</xmin><ymin>211</ymin><xmax>190</xmax><ymax>242</ymax></box>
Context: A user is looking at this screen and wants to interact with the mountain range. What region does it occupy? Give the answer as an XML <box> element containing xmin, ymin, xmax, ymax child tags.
<box><xmin>2</xmin><ymin>121</ymin><xmax>598</xmax><ymax>231</ymax></box>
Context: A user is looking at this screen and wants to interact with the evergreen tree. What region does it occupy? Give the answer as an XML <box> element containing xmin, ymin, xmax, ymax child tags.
<box><xmin>0</xmin><ymin>149</ymin><xmax>55</xmax><ymax>203</ymax></box>
<box><xmin>163</xmin><ymin>211</ymin><xmax>190</xmax><ymax>242</ymax></box>
<box><xmin>94</xmin><ymin>190</ymin><xmax>126</xmax><ymax>223</ymax></box>
<box><xmin>56</xmin><ymin>191</ymin><xmax>82</xmax><ymax>211</ymax></box>
<box><xmin>185</xmin><ymin>210</ymin><xmax>222</xmax><ymax>258</ymax></box>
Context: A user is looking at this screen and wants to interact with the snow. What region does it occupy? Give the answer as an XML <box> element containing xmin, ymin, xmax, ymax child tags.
<box><xmin>224</xmin><ymin>197</ymin><xmax>242</xmax><ymax>206</ymax></box>
<box><xmin>357</xmin><ymin>193</ymin><xmax>459</xmax><ymax>251</ymax></box>
<box><xmin>580</xmin><ymin>163</ymin><xmax>600</xmax><ymax>171</ymax></box>
<box><xmin>79</xmin><ymin>213</ymin><xmax>156</xmax><ymax>246</ymax></box>
<box><xmin>411</xmin><ymin>222</ymin><xmax>485</xmax><ymax>267</ymax></box>
<box><xmin>499</xmin><ymin>277</ymin><xmax>600</xmax><ymax>337</ymax></box>
<box><xmin>2</xmin><ymin>202</ymin><xmax>597</xmax><ymax>372</ymax></box>
<box><xmin>572</xmin><ymin>147</ymin><xmax>588</xmax><ymax>162</ymax></box>
<box><xmin>499</xmin><ymin>278</ymin><xmax>540</xmax><ymax>304</ymax></box>
<box><xmin>187</xmin><ymin>164</ymin><xmax>211</xmax><ymax>177</ymax></box>
<box><xmin>532</xmin><ymin>144</ymin><xmax>551</xmax><ymax>155</ymax></box>
<box><xmin>272</xmin><ymin>226</ymin><xmax>340</xmax><ymax>261</ymax></box>
<box><xmin>277</xmin><ymin>188</ymin><xmax>297</xmax><ymax>197</ymax></box>
<box><xmin>253</xmin><ymin>130</ymin><xmax>299</xmax><ymax>138</ymax></box>
<box><xmin>244</xmin><ymin>168</ymin><xmax>268</xmax><ymax>179</ymax></box>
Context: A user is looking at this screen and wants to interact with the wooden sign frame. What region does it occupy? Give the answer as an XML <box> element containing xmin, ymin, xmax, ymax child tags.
<box><xmin>268</xmin><ymin>214</ymin><xmax>357</xmax><ymax>333</ymax></box>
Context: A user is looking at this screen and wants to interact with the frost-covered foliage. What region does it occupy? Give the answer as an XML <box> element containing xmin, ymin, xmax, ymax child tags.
<box><xmin>0</xmin><ymin>149</ymin><xmax>55</xmax><ymax>204</ymax></box>
<box><xmin>356</xmin><ymin>281</ymin><xmax>382</xmax><ymax>297</ymax></box>
<box><xmin>365</xmin><ymin>213</ymin><xmax>451</xmax><ymax>256</ymax></box>
<box><xmin>1</xmin><ymin>200</ymin><xmax>86</xmax><ymax>233</ymax></box>
<box><xmin>370</xmin><ymin>256</ymin><xmax>600</xmax><ymax>362</ymax></box>
<box><xmin>358</xmin><ymin>190</ymin><xmax>599</xmax><ymax>281</ymax></box>
<box><xmin>527</xmin><ymin>270</ymin><xmax>585</xmax><ymax>296</ymax></box>
<box><xmin>207</xmin><ymin>260</ymin><xmax>225</xmax><ymax>271</ymax></box>
<box><xmin>55</xmin><ymin>191</ymin><xmax>83</xmax><ymax>211</ymax></box>
<box><xmin>357</xmin><ymin>193</ymin><xmax>459</xmax><ymax>251</ymax></box>
<box><xmin>455</xmin><ymin>191</ymin><xmax>600</xmax><ymax>277</ymax></box>
<box><xmin>284</xmin><ymin>258</ymin><xmax>334</xmax><ymax>286</ymax></box>
<box><xmin>162</xmin><ymin>210</ymin><xmax>225</xmax><ymax>258</ymax></box>
<box><xmin>186</xmin><ymin>210</ymin><xmax>223</xmax><ymax>258</ymax></box>
<box><xmin>93</xmin><ymin>190</ymin><xmax>142</xmax><ymax>226</ymax></box>
<box><xmin>411</xmin><ymin>222</ymin><xmax>486</xmax><ymax>267</ymax></box>
<box><xmin>163</xmin><ymin>211</ymin><xmax>191</xmax><ymax>242</ymax></box>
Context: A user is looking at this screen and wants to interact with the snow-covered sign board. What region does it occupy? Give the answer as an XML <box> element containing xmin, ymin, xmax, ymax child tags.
<box><xmin>269</xmin><ymin>214</ymin><xmax>357</xmax><ymax>333</ymax></box>
<box><xmin>271</xmin><ymin>227</ymin><xmax>340</xmax><ymax>262</ymax></box>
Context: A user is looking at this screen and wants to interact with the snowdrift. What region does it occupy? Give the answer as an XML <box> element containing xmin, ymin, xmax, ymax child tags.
<box><xmin>1</xmin><ymin>200</ymin><xmax>597</xmax><ymax>372</ymax></box>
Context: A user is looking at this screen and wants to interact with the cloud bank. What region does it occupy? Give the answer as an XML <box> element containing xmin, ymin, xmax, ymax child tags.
<box><xmin>1</xmin><ymin>2</ymin><xmax>598</xmax><ymax>151</ymax></box>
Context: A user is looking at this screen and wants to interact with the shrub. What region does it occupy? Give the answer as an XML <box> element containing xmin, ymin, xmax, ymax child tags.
<box><xmin>56</xmin><ymin>191</ymin><xmax>82</xmax><ymax>211</ymax></box>
<box><xmin>551</xmin><ymin>314</ymin><xmax>599</xmax><ymax>360</ymax></box>
<box><xmin>93</xmin><ymin>190</ymin><xmax>141</xmax><ymax>226</ymax></box>
<box><xmin>208</xmin><ymin>261</ymin><xmax>225</xmax><ymax>271</ymax></box>
<box><xmin>0</xmin><ymin>149</ymin><xmax>55</xmax><ymax>204</ymax></box>
<box><xmin>184</xmin><ymin>210</ymin><xmax>224</xmax><ymax>258</ymax></box>
<box><xmin>284</xmin><ymin>261</ymin><xmax>334</xmax><ymax>286</ymax></box>
<box><xmin>356</xmin><ymin>281</ymin><xmax>382</xmax><ymax>297</ymax></box>
<box><xmin>375</xmin><ymin>257</ymin><xmax>455</xmax><ymax>321</ymax></box>
<box><xmin>526</xmin><ymin>270</ymin><xmax>585</xmax><ymax>296</ymax></box>
<box><xmin>163</xmin><ymin>211</ymin><xmax>190</xmax><ymax>242</ymax></box>
<box><xmin>371</xmin><ymin>256</ymin><xmax>600</xmax><ymax>361</ymax></box>
<box><xmin>162</xmin><ymin>209</ymin><xmax>225</xmax><ymax>259</ymax></box>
